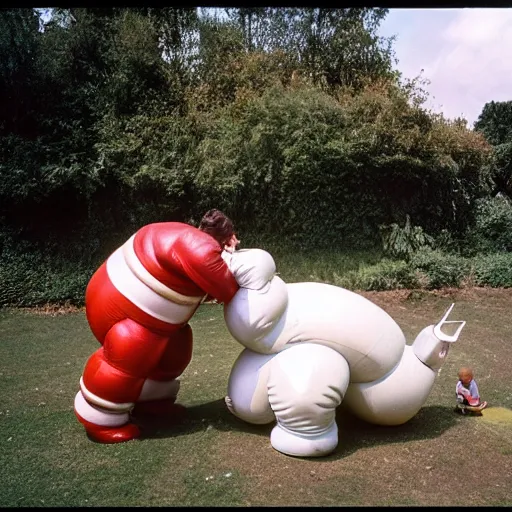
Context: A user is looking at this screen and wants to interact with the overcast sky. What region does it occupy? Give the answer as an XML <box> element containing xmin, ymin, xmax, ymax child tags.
<box><xmin>378</xmin><ymin>8</ymin><xmax>512</xmax><ymax>128</ymax></box>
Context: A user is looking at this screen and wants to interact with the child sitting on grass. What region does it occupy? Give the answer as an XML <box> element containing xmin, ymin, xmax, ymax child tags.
<box><xmin>455</xmin><ymin>367</ymin><xmax>487</xmax><ymax>414</ymax></box>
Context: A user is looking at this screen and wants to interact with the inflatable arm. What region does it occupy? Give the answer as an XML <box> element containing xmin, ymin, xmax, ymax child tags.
<box><xmin>176</xmin><ymin>234</ymin><xmax>239</xmax><ymax>304</ymax></box>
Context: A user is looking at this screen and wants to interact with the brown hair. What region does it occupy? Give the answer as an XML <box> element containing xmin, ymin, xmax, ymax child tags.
<box><xmin>198</xmin><ymin>209</ymin><xmax>235</xmax><ymax>247</ymax></box>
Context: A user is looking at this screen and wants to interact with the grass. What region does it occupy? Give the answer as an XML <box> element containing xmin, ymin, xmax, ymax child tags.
<box><xmin>1</xmin><ymin>287</ymin><xmax>512</xmax><ymax>506</ymax></box>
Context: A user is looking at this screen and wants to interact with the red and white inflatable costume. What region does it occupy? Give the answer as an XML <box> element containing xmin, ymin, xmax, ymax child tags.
<box><xmin>74</xmin><ymin>222</ymin><xmax>239</xmax><ymax>443</ymax></box>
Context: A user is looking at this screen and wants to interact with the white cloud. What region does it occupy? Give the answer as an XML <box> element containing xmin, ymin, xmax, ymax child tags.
<box><xmin>379</xmin><ymin>8</ymin><xmax>512</xmax><ymax>127</ymax></box>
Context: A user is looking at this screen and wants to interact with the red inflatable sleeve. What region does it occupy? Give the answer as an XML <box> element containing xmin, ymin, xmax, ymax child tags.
<box><xmin>173</xmin><ymin>230</ymin><xmax>239</xmax><ymax>305</ymax></box>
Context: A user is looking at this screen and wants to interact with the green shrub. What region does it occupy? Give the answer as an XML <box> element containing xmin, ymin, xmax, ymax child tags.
<box><xmin>0</xmin><ymin>248</ymin><xmax>93</xmax><ymax>307</ymax></box>
<box><xmin>2</xmin><ymin>240</ymin><xmax>512</xmax><ymax>308</ymax></box>
<box><xmin>379</xmin><ymin>215</ymin><xmax>434</xmax><ymax>261</ymax></box>
<box><xmin>465</xmin><ymin>196</ymin><xmax>512</xmax><ymax>254</ymax></box>
<box><xmin>472</xmin><ymin>253</ymin><xmax>512</xmax><ymax>288</ymax></box>
<box><xmin>409</xmin><ymin>249</ymin><xmax>470</xmax><ymax>289</ymax></box>
<box><xmin>341</xmin><ymin>259</ymin><xmax>419</xmax><ymax>291</ymax></box>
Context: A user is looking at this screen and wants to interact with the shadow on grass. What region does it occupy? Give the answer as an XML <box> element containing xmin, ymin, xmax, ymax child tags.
<box><xmin>135</xmin><ymin>398</ymin><xmax>273</xmax><ymax>441</ymax></box>
<box><xmin>135</xmin><ymin>398</ymin><xmax>459</xmax><ymax>459</ymax></box>
<box><xmin>328</xmin><ymin>404</ymin><xmax>460</xmax><ymax>460</ymax></box>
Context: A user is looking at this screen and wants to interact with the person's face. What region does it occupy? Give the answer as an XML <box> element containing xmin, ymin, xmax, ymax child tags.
<box><xmin>224</xmin><ymin>234</ymin><xmax>240</xmax><ymax>253</ymax></box>
<box><xmin>459</xmin><ymin>370</ymin><xmax>472</xmax><ymax>387</ymax></box>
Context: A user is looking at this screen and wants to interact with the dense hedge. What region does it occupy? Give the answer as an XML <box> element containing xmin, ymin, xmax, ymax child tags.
<box><xmin>2</xmin><ymin>243</ymin><xmax>511</xmax><ymax>308</ymax></box>
<box><xmin>67</xmin><ymin>81</ymin><xmax>492</xmax><ymax>252</ymax></box>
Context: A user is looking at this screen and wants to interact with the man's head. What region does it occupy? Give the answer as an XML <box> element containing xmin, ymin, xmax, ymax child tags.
<box><xmin>199</xmin><ymin>209</ymin><xmax>238</xmax><ymax>249</ymax></box>
<box><xmin>458</xmin><ymin>367</ymin><xmax>473</xmax><ymax>387</ymax></box>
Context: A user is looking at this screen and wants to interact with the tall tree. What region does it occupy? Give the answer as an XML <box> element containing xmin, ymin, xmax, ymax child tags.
<box><xmin>474</xmin><ymin>100</ymin><xmax>512</xmax><ymax>145</ymax></box>
<box><xmin>474</xmin><ymin>101</ymin><xmax>512</xmax><ymax>198</ymax></box>
<box><xmin>224</xmin><ymin>8</ymin><xmax>396</xmax><ymax>90</ymax></box>
<box><xmin>0</xmin><ymin>8</ymin><xmax>41</xmax><ymax>137</ymax></box>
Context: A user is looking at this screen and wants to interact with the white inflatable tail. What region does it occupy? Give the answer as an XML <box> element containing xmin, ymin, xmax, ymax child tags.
<box><xmin>433</xmin><ymin>303</ymin><xmax>466</xmax><ymax>342</ymax></box>
<box><xmin>412</xmin><ymin>303</ymin><xmax>466</xmax><ymax>371</ymax></box>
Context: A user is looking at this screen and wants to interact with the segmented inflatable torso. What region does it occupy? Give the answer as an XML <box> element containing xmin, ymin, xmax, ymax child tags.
<box><xmin>132</xmin><ymin>222</ymin><xmax>239</xmax><ymax>304</ymax></box>
<box><xmin>223</xmin><ymin>248</ymin><xmax>406</xmax><ymax>383</ymax></box>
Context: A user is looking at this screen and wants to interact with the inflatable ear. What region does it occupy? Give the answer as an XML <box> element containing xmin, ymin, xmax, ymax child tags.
<box><xmin>222</xmin><ymin>248</ymin><xmax>277</xmax><ymax>291</ymax></box>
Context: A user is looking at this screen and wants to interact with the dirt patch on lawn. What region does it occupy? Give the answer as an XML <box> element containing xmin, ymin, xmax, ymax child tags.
<box><xmin>4</xmin><ymin>302</ymin><xmax>84</xmax><ymax>316</ymax></box>
<box><xmin>481</xmin><ymin>407</ymin><xmax>512</xmax><ymax>425</ymax></box>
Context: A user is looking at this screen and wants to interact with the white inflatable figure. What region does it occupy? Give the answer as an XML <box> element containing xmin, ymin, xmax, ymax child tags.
<box><xmin>222</xmin><ymin>248</ymin><xmax>466</xmax><ymax>458</ymax></box>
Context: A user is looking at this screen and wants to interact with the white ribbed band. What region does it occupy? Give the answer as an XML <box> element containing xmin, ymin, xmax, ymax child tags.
<box><xmin>74</xmin><ymin>391</ymin><xmax>130</xmax><ymax>427</ymax></box>
<box><xmin>122</xmin><ymin>235</ymin><xmax>205</xmax><ymax>306</ymax></box>
<box><xmin>106</xmin><ymin>239</ymin><xmax>201</xmax><ymax>324</ymax></box>
<box><xmin>80</xmin><ymin>376</ymin><xmax>134</xmax><ymax>413</ymax></box>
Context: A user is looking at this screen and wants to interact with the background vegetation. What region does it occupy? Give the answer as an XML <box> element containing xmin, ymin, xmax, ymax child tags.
<box><xmin>1</xmin><ymin>7</ymin><xmax>511</xmax><ymax>306</ymax></box>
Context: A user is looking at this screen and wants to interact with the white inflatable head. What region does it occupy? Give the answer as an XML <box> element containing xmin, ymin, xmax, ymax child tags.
<box><xmin>222</xmin><ymin>248</ymin><xmax>277</xmax><ymax>291</ymax></box>
<box><xmin>223</xmin><ymin>248</ymin><xmax>289</xmax><ymax>352</ymax></box>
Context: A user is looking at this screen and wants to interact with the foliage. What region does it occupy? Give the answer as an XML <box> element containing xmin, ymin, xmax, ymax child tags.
<box><xmin>223</xmin><ymin>7</ymin><xmax>396</xmax><ymax>91</ymax></box>
<box><xmin>487</xmin><ymin>142</ymin><xmax>512</xmax><ymax>198</ymax></box>
<box><xmin>474</xmin><ymin>101</ymin><xmax>512</xmax><ymax>199</ymax></box>
<box><xmin>93</xmin><ymin>111</ymin><xmax>204</xmax><ymax>228</ymax></box>
<box><xmin>379</xmin><ymin>215</ymin><xmax>433</xmax><ymax>261</ymax></box>
<box><xmin>472</xmin><ymin>252</ymin><xmax>512</xmax><ymax>288</ymax></box>
<box><xmin>340</xmin><ymin>259</ymin><xmax>419</xmax><ymax>291</ymax></box>
<box><xmin>0</xmin><ymin>7</ymin><xmax>501</xmax><ymax>273</ymax></box>
<box><xmin>191</xmin><ymin>80</ymin><xmax>491</xmax><ymax>248</ymax></box>
<box><xmin>464</xmin><ymin>196</ymin><xmax>512</xmax><ymax>254</ymax></box>
<box><xmin>192</xmin><ymin>84</ymin><xmax>359</xmax><ymax>245</ymax></box>
<box><xmin>0</xmin><ymin>8</ymin><xmax>41</xmax><ymax>137</ymax></box>
<box><xmin>4</xmin><ymin>237</ymin><xmax>512</xmax><ymax>307</ymax></box>
<box><xmin>335</xmin><ymin>80</ymin><xmax>492</xmax><ymax>236</ymax></box>
<box><xmin>474</xmin><ymin>100</ymin><xmax>512</xmax><ymax>145</ymax></box>
<box><xmin>0</xmin><ymin>251</ymin><xmax>94</xmax><ymax>307</ymax></box>
<box><xmin>409</xmin><ymin>249</ymin><xmax>471</xmax><ymax>289</ymax></box>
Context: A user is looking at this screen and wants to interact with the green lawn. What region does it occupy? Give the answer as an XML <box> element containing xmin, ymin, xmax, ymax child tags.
<box><xmin>1</xmin><ymin>288</ymin><xmax>511</xmax><ymax>506</ymax></box>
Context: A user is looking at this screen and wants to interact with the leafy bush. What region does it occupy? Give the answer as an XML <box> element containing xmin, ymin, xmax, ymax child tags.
<box><xmin>3</xmin><ymin>242</ymin><xmax>512</xmax><ymax>308</ymax></box>
<box><xmin>192</xmin><ymin>80</ymin><xmax>492</xmax><ymax>250</ymax></box>
<box><xmin>339</xmin><ymin>259</ymin><xmax>419</xmax><ymax>291</ymax></box>
<box><xmin>465</xmin><ymin>196</ymin><xmax>512</xmax><ymax>254</ymax></box>
<box><xmin>0</xmin><ymin>229</ymin><xmax>95</xmax><ymax>307</ymax></box>
<box><xmin>472</xmin><ymin>253</ymin><xmax>512</xmax><ymax>288</ymax></box>
<box><xmin>379</xmin><ymin>215</ymin><xmax>433</xmax><ymax>260</ymax></box>
<box><xmin>409</xmin><ymin>249</ymin><xmax>471</xmax><ymax>289</ymax></box>
<box><xmin>0</xmin><ymin>252</ymin><xmax>93</xmax><ymax>307</ymax></box>
<box><xmin>335</xmin><ymin>80</ymin><xmax>492</xmax><ymax>237</ymax></box>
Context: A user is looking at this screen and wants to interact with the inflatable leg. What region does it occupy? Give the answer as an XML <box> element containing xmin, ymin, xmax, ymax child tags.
<box><xmin>267</xmin><ymin>343</ymin><xmax>350</xmax><ymax>458</ymax></box>
<box><xmin>344</xmin><ymin>345</ymin><xmax>436</xmax><ymax>425</ymax></box>
<box><xmin>344</xmin><ymin>303</ymin><xmax>466</xmax><ymax>426</ymax></box>
<box><xmin>225</xmin><ymin>348</ymin><xmax>276</xmax><ymax>425</ymax></box>
<box><xmin>133</xmin><ymin>324</ymin><xmax>193</xmax><ymax>418</ymax></box>
<box><xmin>75</xmin><ymin>318</ymin><xmax>172</xmax><ymax>443</ymax></box>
